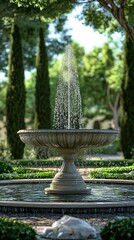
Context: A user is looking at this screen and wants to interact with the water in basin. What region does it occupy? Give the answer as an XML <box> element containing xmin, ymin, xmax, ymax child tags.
<box><xmin>0</xmin><ymin>182</ymin><xmax>133</xmax><ymax>202</ymax></box>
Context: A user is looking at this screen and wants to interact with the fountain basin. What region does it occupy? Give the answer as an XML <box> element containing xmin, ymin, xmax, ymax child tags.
<box><xmin>18</xmin><ymin>129</ymin><xmax>118</xmax><ymax>194</ymax></box>
<box><xmin>0</xmin><ymin>179</ymin><xmax>133</xmax><ymax>214</ymax></box>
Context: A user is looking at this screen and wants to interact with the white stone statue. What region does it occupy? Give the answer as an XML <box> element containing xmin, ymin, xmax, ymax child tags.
<box><xmin>39</xmin><ymin>215</ymin><xmax>97</xmax><ymax>239</ymax></box>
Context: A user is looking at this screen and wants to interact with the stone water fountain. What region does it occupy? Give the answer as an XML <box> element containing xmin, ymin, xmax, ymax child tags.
<box><xmin>18</xmin><ymin>45</ymin><xmax>118</xmax><ymax>195</ymax></box>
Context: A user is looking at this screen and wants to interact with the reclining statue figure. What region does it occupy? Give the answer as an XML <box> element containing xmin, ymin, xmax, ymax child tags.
<box><xmin>40</xmin><ymin>215</ymin><xmax>97</xmax><ymax>239</ymax></box>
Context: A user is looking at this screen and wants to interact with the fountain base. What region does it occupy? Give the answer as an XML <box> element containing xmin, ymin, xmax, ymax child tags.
<box><xmin>44</xmin><ymin>149</ymin><xmax>91</xmax><ymax>195</ymax></box>
<box><xmin>45</xmin><ymin>188</ymin><xmax>90</xmax><ymax>195</ymax></box>
<box><xmin>45</xmin><ymin>170</ymin><xmax>90</xmax><ymax>195</ymax></box>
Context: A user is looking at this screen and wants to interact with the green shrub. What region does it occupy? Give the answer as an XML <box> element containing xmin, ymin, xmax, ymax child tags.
<box><xmin>9</xmin><ymin>159</ymin><xmax>134</xmax><ymax>168</ymax></box>
<box><xmin>89</xmin><ymin>171</ymin><xmax>134</xmax><ymax>180</ymax></box>
<box><xmin>0</xmin><ymin>217</ymin><xmax>36</xmax><ymax>240</ymax></box>
<box><xmin>0</xmin><ymin>170</ymin><xmax>56</xmax><ymax>180</ymax></box>
<box><xmin>91</xmin><ymin>166</ymin><xmax>134</xmax><ymax>174</ymax></box>
<box><xmin>76</xmin><ymin>159</ymin><xmax>134</xmax><ymax>168</ymax></box>
<box><xmin>101</xmin><ymin>218</ymin><xmax>134</xmax><ymax>240</ymax></box>
<box><xmin>0</xmin><ymin>160</ymin><xmax>13</xmax><ymax>174</ymax></box>
<box><xmin>89</xmin><ymin>165</ymin><xmax>134</xmax><ymax>180</ymax></box>
<box><xmin>10</xmin><ymin>159</ymin><xmax>62</xmax><ymax>167</ymax></box>
<box><xmin>13</xmin><ymin>167</ymin><xmax>45</xmax><ymax>174</ymax></box>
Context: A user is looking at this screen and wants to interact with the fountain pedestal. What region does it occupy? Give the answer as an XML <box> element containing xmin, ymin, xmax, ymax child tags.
<box><xmin>45</xmin><ymin>148</ymin><xmax>88</xmax><ymax>194</ymax></box>
<box><xmin>18</xmin><ymin>129</ymin><xmax>118</xmax><ymax>195</ymax></box>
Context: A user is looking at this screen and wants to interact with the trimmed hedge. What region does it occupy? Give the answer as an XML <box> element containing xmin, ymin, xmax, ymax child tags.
<box><xmin>13</xmin><ymin>167</ymin><xmax>45</xmax><ymax>173</ymax></box>
<box><xmin>8</xmin><ymin>159</ymin><xmax>134</xmax><ymax>168</ymax></box>
<box><xmin>89</xmin><ymin>166</ymin><xmax>134</xmax><ymax>180</ymax></box>
<box><xmin>0</xmin><ymin>217</ymin><xmax>36</xmax><ymax>240</ymax></box>
<box><xmin>101</xmin><ymin>218</ymin><xmax>134</xmax><ymax>240</ymax></box>
<box><xmin>0</xmin><ymin>170</ymin><xmax>56</xmax><ymax>180</ymax></box>
<box><xmin>10</xmin><ymin>159</ymin><xmax>62</xmax><ymax>167</ymax></box>
<box><xmin>89</xmin><ymin>172</ymin><xmax>134</xmax><ymax>180</ymax></box>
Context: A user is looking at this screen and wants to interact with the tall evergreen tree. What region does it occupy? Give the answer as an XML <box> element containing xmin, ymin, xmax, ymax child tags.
<box><xmin>120</xmin><ymin>34</ymin><xmax>134</xmax><ymax>158</ymax></box>
<box><xmin>34</xmin><ymin>27</ymin><xmax>51</xmax><ymax>129</ymax></box>
<box><xmin>6</xmin><ymin>23</ymin><xmax>25</xmax><ymax>159</ymax></box>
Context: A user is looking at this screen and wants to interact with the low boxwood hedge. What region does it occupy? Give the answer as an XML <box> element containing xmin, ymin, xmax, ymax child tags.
<box><xmin>101</xmin><ymin>218</ymin><xmax>134</xmax><ymax>240</ymax></box>
<box><xmin>8</xmin><ymin>159</ymin><xmax>134</xmax><ymax>168</ymax></box>
<box><xmin>0</xmin><ymin>170</ymin><xmax>56</xmax><ymax>180</ymax></box>
<box><xmin>13</xmin><ymin>167</ymin><xmax>45</xmax><ymax>174</ymax></box>
<box><xmin>89</xmin><ymin>172</ymin><xmax>134</xmax><ymax>180</ymax></box>
<box><xmin>0</xmin><ymin>217</ymin><xmax>36</xmax><ymax>240</ymax></box>
<box><xmin>89</xmin><ymin>166</ymin><xmax>134</xmax><ymax>180</ymax></box>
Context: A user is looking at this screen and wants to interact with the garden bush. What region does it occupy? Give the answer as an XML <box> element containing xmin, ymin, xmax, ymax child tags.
<box><xmin>101</xmin><ymin>218</ymin><xmax>134</xmax><ymax>240</ymax></box>
<box><xmin>0</xmin><ymin>170</ymin><xmax>56</xmax><ymax>180</ymax></box>
<box><xmin>13</xmin><ymin>167</ymin><xmax>45</xmax><ymax>174</ymax></box>
<box><xmin>9</xmin><ymin>159</ymin><xmax>62</xmax><ymax>167</ymax></box>
<box><xmin>89</xmin><ymin>166</ymin><xmax>134</xmax><ymax>180</ymax></box>
<box><xmin>9</xmin><ymin>159</ymin><xmax>134</xmax><ymax>168</ymax></box>
<box><xmin>0</xmin><ymin>217</ymin><xmax>36</xmax><ymax>240</ymax></box>
<box><xmin>89</xmin><ymin>171</ymin><xmax>134</xmax><ymax>180</ymax></box>
<box><xmin>0</xmin><ymin>160</ymin><xmax>13</xmax><ymax>174</ymax></box>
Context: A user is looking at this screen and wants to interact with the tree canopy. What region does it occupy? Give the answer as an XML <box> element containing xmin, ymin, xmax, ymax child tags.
<box><xmin>3</xmin><ymin>1</ymin><xmax>133</xmax><ymax>42</ymax></box>
<box><xmin>0</xmin><ymin>0</ymin><xmax>73</xmax><ymax>23</ymax></box>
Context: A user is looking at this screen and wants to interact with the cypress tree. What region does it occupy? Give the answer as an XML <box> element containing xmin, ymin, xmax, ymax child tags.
<box><xmin>6</xmin><ymin>23</ymin><xmax>25</xmax><ymax>159</ymax></box>
<box><xmin>120</xmin><ymin>34</ymin><xmax>134</xmax><ymax>159</ymax></box>
<box><xmin>34</xmin><ymin>27</ymin><xmax>51</xmax><ymax>129</ymax></box>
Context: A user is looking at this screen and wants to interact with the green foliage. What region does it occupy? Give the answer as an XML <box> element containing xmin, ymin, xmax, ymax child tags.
<box><xmin>80</xmin><ymin>0</ymin><xmax>134</xmax><ymax>39</ymax></box>
<box><xmin>83</xmin><ymin>41</ymin><xmax>122</xmax><ymax>118</ymax></box>
<box><xmin>10</xmin><ymin>159</ymin><xmax>62</xmax><ymax>167</ymax></box>
<box><xmin>34</xmin><ymin>27</ymin><xmax>51</xmax><ymax>129</ymax></box>
<box><xmin>0</xmin><ymin>140</ymin><xmax>14</xmax><ymax>160</ymax></box>
<box><xmin>0</xmin><ymin>160</ymin><xmax>13</xmax><ymax>173</ymax></box>
<box><xmin>0</xmin><ymin>217</ymin><xmax>36</xmax><ymax>240</ymax></box>
<box><xmin>101</xmin><ymin>218</ymin><xmax>134</xmax><ymax>240</ymax></box>
<box><xmin>77</xmin><ymin>159</ymin><xmax>134</xmax><ymax>168</ymax></box>
<box><xmin>90</xmin><ymin>165</ymin><xmax>134</xmax><ymax>174</ymax></box>
<box><xmin>9</xmin><ymin>159</ymin><xmax>134</xmax><ymax>168</ymax></box>
<box><xmin>0</xmin><ymin>81</ymin><xmax>7</xmax><ymax>119</ymax></box>
<box><xmin>0</xmin><ymin>170</ymin><xmax>55</xmax><ymax>180</ymax></box>
<box><xmin>25</xmin><ymin>73</ymin><xmax>35</xmax><ymax>122</ymax></box>
<box><xmin>13</xmin><ymin>167</ymin><xmax>45</xmax><ymax>173</ymax></box>
<box><xmin>9</xmin><ymin>0</ymin><xmax>73</xmax><ymax>19</ymax></box>
<box><xmin>0</xmin><ymin>28</ymin><xmax>10</xmax><ymax>74</ymax></box>
<box><xmin>6</xmin><ymin>23</ymin><xmax>25</xmax><ymax>159</ymax></box>
<box><xmin>120</xmin><ymin>34</ymin><xmax>134</xmax><ymax>159</ymax></box>
<box><xmin>81</xmin><ymin>1</ymin><xmax>120</xmax><ymax>33</ymax></box>
<box><xmin>89</xmin><ymin>138</ymin><xmax>121</xmax><ymax>155</ymax></box>
<box><xmin>89</xmin><ymin>165</ymin><xmax>134</xmax><ymax>180</ymax></box>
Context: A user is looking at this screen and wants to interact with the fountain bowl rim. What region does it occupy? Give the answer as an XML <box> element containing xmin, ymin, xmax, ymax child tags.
<box><xmin>17</xmin><ymin>129</ymin><xmax>119</xmax><ymax>134</ymax></box>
